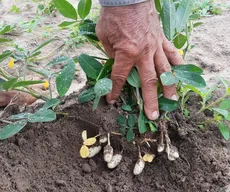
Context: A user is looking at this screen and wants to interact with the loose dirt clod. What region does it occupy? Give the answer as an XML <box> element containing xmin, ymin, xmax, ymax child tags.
<box><xmin>82</xmin><ymin>163</ymin><xmax>92</xmax><ymax>173</ymax></box>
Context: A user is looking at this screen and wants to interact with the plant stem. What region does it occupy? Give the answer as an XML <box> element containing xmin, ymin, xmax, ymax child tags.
<box><xmin>35</xmin><ymin>43</ymin><xmax>65</xmax><ymax>61</ymax></box>
<box><xmin>198</xmin><ymin>94</ymin><xmax>228</xmax><ymax>113</ymax></box>
<box><xmin>55</xmin><ymin>112</ymin><xmax>69</xmax><ymax>116</ymax></box>
<box><xmin>92</xmin><ymin>56</ymin><xmax>108</xmax><ymax>61</ymax></box>
<box><xmin>136</xmin><ymin>87</ymin><xmax>143</xmax><ymax>110</ymax></box>
<box><xmin>23</xmin><ymin>60</ymin><xmax>28</xmax><ymax>80</ymax></box>
<box><xmin>0</xmin><ymin>67</ymin><xmax>11</xmax><ymax>79</ymax></box>
<box><xmin>120</xmin><ymin>95</ymin><xmax>127</xmax><ymax>105</ymax></box>
<box><xmin>14</xmin><ymin>88</ymin><xmax>49</xmax><ymax>101</ymax></box>
<box><xmin>48</xmin><ymin>77</ymin><xmax>52</xmax><ymax>98</ymax></box>
<box><xmin>0</xmin><ymin>119</ymin><xmax>13</xmax><ymax>124</ymax></box>
<box><xmin>198</xmin><ymin>118</ymin><xmax>217</xmax><ymax>125</ymax></box>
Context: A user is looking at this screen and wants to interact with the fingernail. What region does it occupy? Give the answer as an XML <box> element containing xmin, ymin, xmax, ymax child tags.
<box><xmin>108</xmin><ymin>100</ymin><xmax>116</xmax><ymax>104</ymax></box>
<box><xmin>171</xmin><ymin>94</ymin><xmax>178</xmax><ymax>101</ymax></box>
<box><xmin>152</xmin><ymin>111</ymin><xmax>159</xmax><ymax>120</ymax></box>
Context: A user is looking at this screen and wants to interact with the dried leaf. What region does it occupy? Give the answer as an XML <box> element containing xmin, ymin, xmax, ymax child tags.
<box><xmin>83</xmin><ymin>137</ymin><xmax>96</xmax><ymax>146</ymax></box>
<box><xmin>80</xmin><ymin>145</ymin><xmax>89</xmax><ymax>158</ymax></box>
<box><xmin>81</xmin><ymin>130</ymin><xmax>87</xmax><ymax>141</ymax></box>
<box><xmin>142</xmin><ymin>154</ymin><xmax>155</xmax><ymax>163</ymax></box>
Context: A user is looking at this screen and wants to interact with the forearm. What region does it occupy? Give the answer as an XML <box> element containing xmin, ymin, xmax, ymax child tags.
<box><xmin>99</xmin><ymin>0</ymin><xmax>148</xmax><ymax>6</ymax></box>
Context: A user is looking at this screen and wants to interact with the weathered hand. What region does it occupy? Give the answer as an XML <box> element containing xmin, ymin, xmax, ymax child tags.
<box><xmin>96</xmin><ymin>1</ymin><xmax>184</xmax><ymax>120</ymax></box>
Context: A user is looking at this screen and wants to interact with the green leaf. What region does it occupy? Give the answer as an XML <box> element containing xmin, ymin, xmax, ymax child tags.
<box><xmin>0</xmin><ymin>50</ymin><xmax>12</xmax><ymax>62</ymax></box>
<box><xmin>122</xmin><ymin>104</ymin><xmax>132</xmax><ymax>112</ymax></box>
<box><xmin>78</xmin><ymin>87</ymin><xmax>96</xmax><ymax>103</ymax></box>
<box><xmin>120</xmin><ymin>126</ymin><xmax>126</xmax><ymax>136</ymax></box>
<box><xmin>58</xmin><ymin>21</ymin><xmax>76</xmax><ymax>28</ymax></box>
<box><xmin>173</xmin><ymin>33</ymin><xmax>187</xmax><ymax>49</ymax></box>
<box><xmin>42</xmin><ymin>98</ymin><xmax>61</xmax><ymax>109</ymax></box>
<box><xmin>175</xmin><ymin>70</ymin><xmax>206</xmax><ymax>88</ymax></box>
<box><xmin>79</xmin><ymin>20</ymin><xmax>97</xmax><ymax>37</ymax></box>
<box><xmin>12</xmin><ymin>80</ymin><xmax>44</xmax><ymax>88</ymax></box>
<box><xmin>174</xmin><ymin>64</ymin><xmax>203</xmax><ymax>74</ymax></box>
<box><xmin>31</xmin><ymin>39</ymin><xmax>54</xmax><ymax>54</ymax></box>
<box><xmin>97</xmin><ymin>59</ymin><xmax>114</xmax><ymax>79</ymax></box>
<box><xmin>0</xmin><ymin>38</ymin><xmax>11</xmax><ymax>43</ymax></box>
<box><xmin>27</xmin><ymin>51</ymin><xmax>42</xmax><ymax>59</ymax></box>
<box><xmin>0</xmin><ymin>120</ymin><xmax>27</xmax><ymax>140</ymax></box>
<box><xmin>92</xmin><ymin>96</ymin><xmax>100</xmax><ymax>110</ymax></box>
<box><xmin>94</xmin><ymin>78</ymin><xmax>112</xmax><ymax>97</ymax></box>
<box><xmin>78</xmin><ymin>0</ymin><xmax>92</xmax><ymax>19</ymax></box>
<box><xmin>117</xmin><ymin>115</ymin><xmax>126</xmax><ymax>126</ymax></box>
<box><xmin>84</xmin><ymin>36</ymin><xmax>105</xmax><ymax>54</ymax></box>
<box><xmin>138</xmin><ymin>110</ymin><xmax>147</xmax><ymax>134</ymax></box>
<box><xmin>220</xmin><ymin>99</ymin><xmax>230</xmax><ymax>110</ymax></box>
<box><xmin>183</xmin><ymin>108</ymin><xmax>190</xmax><ymax>118</ymax></box>
<box><xmin>28</xmin><ymin>108</ymin><xmax>56</xmax><ymax>123</ymax></box>
<box><xmin>162</xmin><ymin>0</ymin><xmax>176</xmax><ymax>40</ymax></box>
<box><xmin>227</xmin><ymin>113</ymin><xmax>230</xmax><ymax>121</ymax></box>
<box><xmin>0</xmin><ymin>25</ymin><xmax>15</xmax><ymax>35</ymax></box>
<box><xmin>56</xmin><ymin>59</ymin><xmax>76</xmax><ymax>96</ymax></box>
<box><xmin>193</xmin><ymin>22</ymin><xmax>203</xmax><ymax>28</ymax></box>
<box><xmin>155</xmin><ymin>0</ymin><xmax>163</xmax><ymax>13</ymax></box>
<box><xmin>198</xmin><ymin>125</ymin><xmax>205</xmax><ymax>129</ymax></box>
<box><xmin>148</xmin><ymin>122</ymin><xmax>157</xmax><ymax>132</ymax></box>
<box><xmin>128</xmin><ymin>114</ymin><xmax>136</xmax><ymax>128</ymax></box>
<box><xmin>2</xmin><ymin>78</ymin><xmax>18</xmax><ymax>90</ymax></box>
<box><xmin>159</xmin><ymin>97</ymin><xmax>178</xmax><ymax>112</ymax></box>
<box><xmin>53</xmin><ymin>0</ymin><xmax>77</xmax><ymax>20</ymax></box>
<box><xmin>78</xmin><ymin>54</ymin><xmax>102</xmax><ymax>80</ymax></box>
<box><xmin>217</xmin><ymin>75</ymin><xmax>229</xmax><ymax>92</ymax></box>
<box><xmin>127</xmin><ymin>68</ymin><xmax>141</xmax><ymax>88</ymax></box>
<box><xmin>0</xmin><ymin>78</ymin><xmax>6</xmax><ymax>91</ymax></box>
<box><xmin>160</xmin><ymin>72</ymin><xmax>179</xmax><ymax>86</ymax></box>
<box><xmin>126</xmin><ymin>128</ymin><xmax>134</xmax><ymax>142</ymax></box>
<box><xmin>46</xmin><ymin>55</ymin><xmax>70</xmax><ymax>67</ymax></box>
<box><xmin>8</xmin><ymin>113</ymin><xmax>32</xmax><ymax>120</ymax></box>
<box><xmin>212</xmin><ymin>108</ymin><xmax>229</xmax><ymax>120</ymax></box>
<box><xmin>218</xmin><ymin>122</ymin><xmax>230</xmax><ymax>140</ymax></box>
<box><xmin>176</xmin><ymin>0</ymin><xmax>194</xmax><ymax>32</ymax></box>
<box><xmin>189</xmin><ymin>13</ymin><xmax>200</xmax><ymax>20</ymax></box>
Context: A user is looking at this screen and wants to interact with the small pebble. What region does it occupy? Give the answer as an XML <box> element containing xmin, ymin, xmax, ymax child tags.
<box><xmin>55</xmin><ymin>180</ymin><xmax>67</xmax><ymax>187</ymax></box>
<box><xmin>82</xmin><ymin>163</ymin><xmax>92</xmax><ymax>173</ymax></box>
<box><xmin>106</xmin><ymin>184</ymin><xmax>113</xmax><ymax>192</ymax></box>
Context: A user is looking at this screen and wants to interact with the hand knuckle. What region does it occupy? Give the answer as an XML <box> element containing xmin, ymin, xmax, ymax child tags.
<box><xmin>142</xmin><ymin>72</ymin><xmax>157</xmax><ymax>85</ymax></box>
<box><xmin>158</xmin><ymin>60</ymin><xmax>171</xmax><ymax>72</ymax></box>
<box><xmin>121</xmin><ymin>44</ymin><xmax>140</xmax><ymax>58</ymax></box>
<box><xmin>168</xmin><ymin>48</ymin><xmax>179</xmax><ymax>59</ymax></box>
<box><xmin>112</xmin><ymin>74</ymin><xmax>127</xmax><ymax>85</ymax></box>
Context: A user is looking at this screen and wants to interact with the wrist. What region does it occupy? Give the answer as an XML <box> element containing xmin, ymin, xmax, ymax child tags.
<box><xmin>99</xmin><ymin>0</ymin><xmax>148</xmax><ymax>7</ymax></box>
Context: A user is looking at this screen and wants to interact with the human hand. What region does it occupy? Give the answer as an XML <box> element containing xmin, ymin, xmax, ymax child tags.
<box><xmin>96</xmin><ymin>1</ymin><xmax>184</xmax><ymax>120</ymax></box>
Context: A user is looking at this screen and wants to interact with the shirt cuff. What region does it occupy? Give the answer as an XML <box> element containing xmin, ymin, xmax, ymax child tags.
<box><xmin>99</xmin><ymin>0</ymin><xmax>148</xmax><ymax>7</ymax></box>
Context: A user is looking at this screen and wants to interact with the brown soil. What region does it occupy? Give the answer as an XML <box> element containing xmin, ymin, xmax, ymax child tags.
<box><xmin>0</xmin><ymin>95</ymin><xmax>230</xmax><ymax>192</ymax></box>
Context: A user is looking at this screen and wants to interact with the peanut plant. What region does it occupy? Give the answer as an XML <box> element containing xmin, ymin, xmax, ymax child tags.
<box><xmin>0</xmin><ymin>0</ymin><xmax>228</xmax><ymax>167</ymax></box>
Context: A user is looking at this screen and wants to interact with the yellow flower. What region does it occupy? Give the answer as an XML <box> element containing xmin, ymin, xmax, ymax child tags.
<box><xmin>98</xmin><ymin>42</ymin><xmax>102</xmax><ymax>46</ymax></box>
<box><xmin>8</xmin><ymin>58</ymin><xmax>14</xmax><ymax>69</ymax></box>
<box><xmin>43</xmin><ymin>81</ymin><xmax>49</xmax><ymax>89</ymax></box>
<box><xmin>178</xmin><ymin>49</ymin><xmax>184</xmax><ymax>56</ymax></box>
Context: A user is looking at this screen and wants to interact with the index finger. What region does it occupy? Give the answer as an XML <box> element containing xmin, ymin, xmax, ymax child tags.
<box><xmin>163</xmin><ymin>37</ymin><xmax>184</xmax><ymax>66</ymax></box>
